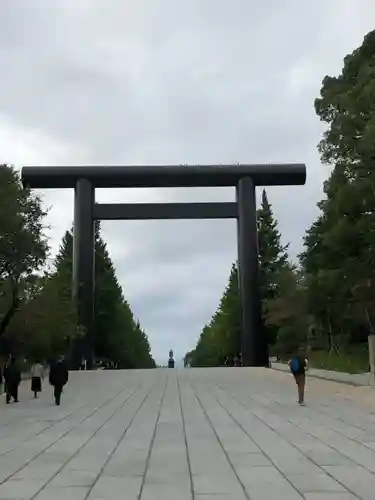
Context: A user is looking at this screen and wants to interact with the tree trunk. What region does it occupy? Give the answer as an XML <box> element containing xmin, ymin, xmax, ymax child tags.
<box><xmin>364</xmin><ymin>305</ymin><xmax>373</xmax><ymax>333</ymax></box>
<box><xmin>327</xmin><ymin>312</ymin><xmax>333</xmax><ymax>353</ymax></box>
<box><xmin>0</xmin><ymin>280</ymin><xmax>19</xmax><ymax>337</ymax></box>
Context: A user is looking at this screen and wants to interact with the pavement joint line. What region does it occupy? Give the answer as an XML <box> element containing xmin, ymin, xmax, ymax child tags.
<box><xmin>29</xmin><ymin>381</ymin><xmax>153</xmax><ymax>500</ymax></box>
<box><xmin>84</xmin><ymin>376</ymin><xmax>165</xmax><ymax>500</ymax></box>
<box><xmin>0</xmin><ymin>381</ymin><xmax>144</xmax><ymax>488</ymax></box>
<box><xmin>228</xmin><ymin>383</ymin><xmax>375</xmax><ymax>474</ymax></box>
<box><xmin>212</xmin><ymin>382</ymin><xmax>348</xmax><ymax>498</ymax></box>
<box><xmin>213</xmin><ymin>382</ymin><xmax>363</xmax><ymax>499</ymax></box>
<box><xmin>270</xmin><ymin>391</ymin><xmax>375</xmax><ymax>456</ymax></box>
<box><xmin>0</xmin><ymin>413</ymin><xmax>37</xmax><ymax>432</ymax></box>
<box><xmin>189</xmin><ymin>378</ymin><xmax>253</xmax><ymax>500</ymax></box>
<box><xmin>0</xmin><ymin>394</ymin><xmax>66</xmax><ymax>434</ymax></box>
<box><xmin>2</xmin><ymin>369</ymin><xmax>375</xmax><ymax>499</ymax></box>
<box><xmin>222</xmin><ymin>369</ymin><xmax>375</xmax><ymax>427</ymax></box>
<box><xmin>0</xmin><ymin>410</ymin><xmax>78</xmax><ymax>457</ymax></box>
<box><xmin>176</xmin><ymin>372</ymin><xmax>195</xmax><ymax>500</ymax></box>
<box><xmin>240</xmin><ymin>381</ymin><xmax>374</xmax><ymax>435</ymax></box>
<box><xmin>0</xmin><ymin>377</ymin><xmax>135</xmax><ymax>446</ymax></box>
<box><xmin>136</xmin><ymin>373</ymin><xmax>169</xmax><ymax>500</ymax></box>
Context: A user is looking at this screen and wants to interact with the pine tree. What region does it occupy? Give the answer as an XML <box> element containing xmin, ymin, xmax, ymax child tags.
<box><xmin>5</xmin><ymin>270</ymin><xmax>77</xmax><ymax>361</ymax></box>
<box><xmin>187</xmin><ymin>263</ymin><xmax>241</xmax><ymax>367</ymax></box>
<box><xmin>51</xmin><ymin>227</ymin><xmax>156</xmax><ymax>368</ymax></box>
<box><xmin>257</xmin><ymin>189</ymin><xmax>289</xmax><ymax>345</ymax></box>
<box><xmin>263</xmin><ymin>265</ymin><xmax>309</xmax><ymax>357</ymax></box>
<box><xmin>301</xmin><ymin>29</ymin><xmax>375</xmax><ymax>348</ymax></box>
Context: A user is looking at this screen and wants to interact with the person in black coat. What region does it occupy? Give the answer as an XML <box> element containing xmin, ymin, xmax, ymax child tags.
<box><xmin>4</xmin><ymin>357</ymin><xmax>21</xmax><ymax>404</ymax></box>
<box><xmin>49</xmin><ymin>355</ymin><xmax>69</xmax><ymax>406</ymax></box>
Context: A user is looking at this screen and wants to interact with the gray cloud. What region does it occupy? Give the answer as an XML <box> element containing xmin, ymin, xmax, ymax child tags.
<box><xmin>1</xmin><ymin>0</ymin><xmax>374</xmax><ymax>363</ymax></box>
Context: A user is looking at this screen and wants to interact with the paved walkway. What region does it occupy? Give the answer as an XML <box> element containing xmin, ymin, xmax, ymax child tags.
<box><xmin>1</xmin><ymin>369</ymin><xmax>375</xmax><ymax>499</ymax></box>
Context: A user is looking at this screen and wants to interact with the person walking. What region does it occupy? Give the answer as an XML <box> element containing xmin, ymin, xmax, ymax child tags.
<box><xmin>288</xmin><ymin>349</ymin><xmax>308</xmax><ymax>406</ymax></box>
<box><xmin>30</xmin><ymin>361</ymin><xmax>44</xmax><ymax>398</ymax></box>
<box><xmin>3</xmin><ymin>357</ymin><xmax>21</xmax><ymax>404</ymax></box>
<box><xmin>49</xmin><ymin>355</ymin><xmax>69</xmax><ymax>406</ymax></box>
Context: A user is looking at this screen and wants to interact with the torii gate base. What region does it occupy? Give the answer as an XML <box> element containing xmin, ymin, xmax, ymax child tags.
<box><xmin>22</xmin><ymin>164</ymin><xmax>306</xmax><ymax>369</ymax></box>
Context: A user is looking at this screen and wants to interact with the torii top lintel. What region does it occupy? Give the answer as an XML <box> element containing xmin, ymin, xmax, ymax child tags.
<box><xmin>21</xmin><ymin>164</ymin><xmax>306</xmax><ymax>189</ymax></box>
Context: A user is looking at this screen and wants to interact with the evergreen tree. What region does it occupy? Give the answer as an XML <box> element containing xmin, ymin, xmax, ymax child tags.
<box><xmin>51</xmin><ymin>226</ymin><xmax>156</xmax><ymax>368</ymax></box>
<box><xmin>263</xmin><ymin>265</ymin><xmax>309</xmax><ymax>357</ymax></box>
<box><xmin>5</xmin><ymin>271</ymin><xmax>77</xmax><ymax>360</ymax></box>
<box><xmin>188</xmin><ymin>263</ymin><xmax>241</xmax><ymax>367</ymax></box>
<box><xmin>0</xmin><ymin>164</ymin><xmax>48</xmax><ymax>338</ymax></box>
<box><xmin>257</xmin><ymin>189</ymin><xmax>289</xmax><ymax>345</ymax></box>
<box><xmin>301</xmin><ymin>29</ymin><xmax>375</xmax><ymax>349</ymax></box>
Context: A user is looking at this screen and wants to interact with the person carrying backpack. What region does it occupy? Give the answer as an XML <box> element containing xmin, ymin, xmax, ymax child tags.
<box><xmin>288</xmin><ymin>349</ymin><xmax>308</xmax><ymax>406</ymax></box>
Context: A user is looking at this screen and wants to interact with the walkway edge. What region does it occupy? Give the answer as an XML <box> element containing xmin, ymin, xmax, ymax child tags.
<box><xmin>271</xmin><ymin>362</ymin><xmax>373</xmax><ymax>387</ymax></box>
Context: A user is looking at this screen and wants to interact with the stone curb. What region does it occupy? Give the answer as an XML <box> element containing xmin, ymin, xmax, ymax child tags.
<box><xmin>271</xmin><ymin>362</ymin><xmax>372</xmax><ymax>387</ymax></box>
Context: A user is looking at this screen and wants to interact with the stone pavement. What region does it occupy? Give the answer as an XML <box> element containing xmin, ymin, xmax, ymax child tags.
<box><xmin>1</xmin><ymin>369</ymin><xmax>375</xmax><ymax>499</ymax></box>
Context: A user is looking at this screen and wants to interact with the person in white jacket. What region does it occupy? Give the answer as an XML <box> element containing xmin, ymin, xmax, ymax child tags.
<box><xmin>30</xmin><ymin>361</ymin><xmax>44</xmax><ymax>398</ymax></box>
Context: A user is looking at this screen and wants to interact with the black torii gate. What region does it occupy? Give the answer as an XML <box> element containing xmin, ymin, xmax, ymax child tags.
<box><xmin>22</xmin><ymin>164</ymin><xmax>306</xmax><ymax>369</ymax></box>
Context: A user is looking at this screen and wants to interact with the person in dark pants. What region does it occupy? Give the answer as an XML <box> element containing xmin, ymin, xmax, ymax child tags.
<box><xmin>49</xmin><ymin>355</ymin><xmax>69</xmax><ymax>406</ymax></box>
<box><xmin>288</xmin><ymin>349</ymin><xmax>308</xmax><ymax>406</ymax></box>
<box><xmin>3</xmin><ymin>357</ymin><xmax>21</xmax><ymax>404</ymax></box>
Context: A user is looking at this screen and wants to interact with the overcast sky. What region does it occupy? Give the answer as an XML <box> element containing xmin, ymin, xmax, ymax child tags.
<box><xmin>0</xmin><ymin>1</ymin><xmax>374</xmax><ymax>364</ymax></box>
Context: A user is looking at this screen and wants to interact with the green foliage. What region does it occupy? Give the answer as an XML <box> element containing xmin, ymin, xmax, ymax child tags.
<box><xmin>264</xmin><ymin>266</ymin><xmax>309</xmax><ymax>357</ymax></box>
<box><xmin>184</xmin><ymin>349</ymin><xmax>195</xmax><ymax>367</ymax></box>
<box><xmin>189</xmin><ymin>263</ymin><xmax>241</xmax><ymax>367</ymax></box>
<box><xmin>308</xmin><ymin>347</ymin><xmax>369</xmax><ymax>374</ymax></box>
<box><xmin>301</xmin><ymin>29</ymin><xmax>375</xmax><ymax>355</ymax></box>
<box><xmin>315</xmin><ymin>30</ymin><xmax>375</xmax><ymax>167</ymax></box>
<box><xmin>257</xmin><ymin>189</ymin><xmax>289</xmax><ymax>346</ymax></box>
<box><xmin>53</xmin><ymin>227</ymin><xmax>155</xmax><ymax>369</ymax></box>
<box><xmin>0</xmin><ymin>165</ymin><xmax>48</xmax><ymax>336</ymax></box>
<box><xmin>5</xmin><ymin>271</ymin><xmax>77</xmax><ymax>360</ymax></box>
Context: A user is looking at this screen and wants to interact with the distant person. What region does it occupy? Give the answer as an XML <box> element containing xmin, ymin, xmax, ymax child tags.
<box><xmin>49</xmin><ymin>355</ymin><xmax>69</xmax><ymax>406</ymax></box>
<box><xmin>4</xmin><ymin>357</ymin><xmax>21</xmax><ymax>404</ymax></box>
<box><xmin>233</xmin><ymin>355</ymin><xmax>240</xmax><ymax>367</ymax></box>
<box><xmin>239</xmin><ymin>352</ymin><xmax>243</xmax><ymax>366</ymax></box>
<box><xmin>288</xmin><ymin>349</ymin><xmax>308</xmax><ymax>406</ymax></box>
<box><xmin>0</xmin><ymin>363</ymin><xmax>3</xmax><ymax>394</ymax></box>
<box><xmin>30</xmin><ymin>361</ymin><xmax>44</xmax><ymax>398</ymax></box>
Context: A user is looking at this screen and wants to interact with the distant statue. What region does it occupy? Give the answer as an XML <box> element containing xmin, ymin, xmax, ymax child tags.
<box><xmin>168</xmin><ymin>349</ymin><xmax>175</xmax><ymax>368</ymax></box>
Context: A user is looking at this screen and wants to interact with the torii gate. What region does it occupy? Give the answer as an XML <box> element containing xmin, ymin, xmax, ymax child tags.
<box><xmin>22</xmin><ymin>164</ymin><xmax>306</xmax><ymax>368</ymax></box>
